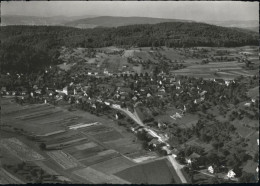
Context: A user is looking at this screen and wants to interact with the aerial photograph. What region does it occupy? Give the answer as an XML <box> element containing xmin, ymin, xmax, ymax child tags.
<box><xmin>0</xmin><ymin>1</ymin><xmax>259</xmax><ymax>184</ymax></box>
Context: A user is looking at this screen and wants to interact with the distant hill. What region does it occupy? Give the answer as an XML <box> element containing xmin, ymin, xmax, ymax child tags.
<box><xmin>1</xmin><ymin>22</ymin><xmax>258</xmax><ymax>73</ymax></box>
<box><xmin>0</xmin><ymin>15</ymin><xmax>98</xmax><ymax>26</ymax></box>
<box><xmin>64</xmin><ymin>16</ymin><xmax>193</xmax><ymax>28</ymax></box>
<box><xmin>202</xmin><ymin>20</ymin><xmax>259</xmax><ymax>32</ymax></box>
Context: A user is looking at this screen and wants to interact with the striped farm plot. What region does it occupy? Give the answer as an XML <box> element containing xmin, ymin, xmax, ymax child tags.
<box><xmin>0</xmin><ymin>168</ymin><xmax>25</xmax><ymax>184</ymax></box>
<box><xmin>73</xmin><ymin>167</ymin><xmax>130</xmax><ymax>184</ymax></box>
<box><xmin>79</xmin><ymin>150</ymin><xmax>120</xmax><ymax>167</ymax></box>
<box><xmin>47</xmin><ymin>150</ymin><xmax>83</xmax><ymax>170</ymax></box>
<box><xmin>0</xmin><ymin>138</ymin><xmax>44</xmax><ymax>161</ymax></box>
<box><xmin>64</xmin><ymin>143</ymin><xmax>105</xmax><ymax>161</ymax></box>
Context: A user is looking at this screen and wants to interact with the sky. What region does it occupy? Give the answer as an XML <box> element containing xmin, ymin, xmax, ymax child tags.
<box><xmin>1</xmin><ymin>1</ymin><xmax>259</xmax><ymax>21</ymax></box>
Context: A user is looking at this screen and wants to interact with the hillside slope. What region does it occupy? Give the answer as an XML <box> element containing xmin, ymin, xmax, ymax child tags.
<box><xmin>0</xmin><ymin>22</ymin><xmax>258</xmax><ymax>73</ymax></box>
<box><xmin>64</xmin><ymin>16</ymin><xmax>193</xmax><ymax>28</ymax></box>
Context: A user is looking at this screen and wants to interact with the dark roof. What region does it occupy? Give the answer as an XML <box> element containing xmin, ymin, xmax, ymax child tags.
<box><xmin>188</xmin><ymin>152</ymin><xmax>201</xmax><ymax>159</ymax></box>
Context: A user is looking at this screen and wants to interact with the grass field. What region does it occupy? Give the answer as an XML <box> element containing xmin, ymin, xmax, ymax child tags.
<box><xmin>73</xmin><ymin>167</ymin><xmax>130</xmax><ymax>184</ymax></box>
<box><xmin>115</xmin><ymin>159</ymin><xmax>180</xmax><ymax>184</ymax></box>
<box><xmin>172</xmin><ymin>61</ymin><xmax>255</xmax><ymax>80</ymax></box>
<box><xmin>90</xmin><ymin>156</ymin><xmax>136</xmax><ymax>175</ymax></box>
<box><xmin>104</xmin><ymin>138</ymin><xmax>143</xmax><ymax>155</ymax></box>
<box><xmin>93</xmin><ymin>130</ymin><xmax>123</xmax><ymax>142</ymax></box>
<box><xmin>81</xmin><ymin>125</ymin><xmax>113</xmax><ymax>135</ymax></box>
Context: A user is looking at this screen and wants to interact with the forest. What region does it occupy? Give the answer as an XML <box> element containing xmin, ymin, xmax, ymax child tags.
<box><xmin>0</xmin><ymin>22</ymin><xmax>258</xmax><ymax>73</ymax></box>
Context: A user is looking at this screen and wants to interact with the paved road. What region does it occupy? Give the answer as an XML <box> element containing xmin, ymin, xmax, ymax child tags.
<box><xmin>167</xmin><ymin>155</ymin><xmax>187</xmax><ymax>183</ymax></box>
<box><xmin>111</xmin><ymin>105</ymin><xmax>144</xmax><ymax>126</ymax></box>
<box><xmin>111</xmin><ymin>104</ymin><xmax>188</xmax><ymax>183</ymax></box>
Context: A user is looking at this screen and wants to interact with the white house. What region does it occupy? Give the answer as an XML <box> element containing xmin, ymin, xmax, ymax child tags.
<box><xmin>227</xmin><ymin>169</ymin><xmax>236</xmax><ymax>178</ymax></box>
<box><xmin>208</xmin><ymin>166</ymin><xmax>214</xmax><ymax>174</ymax></box>
<box><xmin>244</xmin><ymin>102</ymin><xmax>251</xmax><ymax>107</ymax></box>
<box><xmin>225</xmin><ymin>80</ymin><xmax>230</xmax><ymax>86</ymax></box>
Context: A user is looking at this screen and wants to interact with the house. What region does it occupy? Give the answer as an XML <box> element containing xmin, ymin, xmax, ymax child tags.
<box><xmin>161</xmin><ymin>146</ymin><xmax>172</xmax><ymax>155</ymax></box>
<box><xmin>227</xmin><ymin>169</ymin><xmax>236</xmax><ymax>178</ymax></box>
<box><xmin>244</xmin><ymin>102</ymin><xmax>251</xmax><ymax>107</ymax></box>
<box><xmin>189</xmin><ymin>152</ymin><xmax>201</xmax><ymax>159</ymax></box>
<box><xmin>213</xmin><ymin>79</ymin><xmax>225</xmax><ymax>85</ymax></box>
<box><xmin>148</xmin><ymin>138</ymin><xmax>161</xmax><ymax>148</ymax></box>
<box><xmin>208</xmin><ymin>166</ymin><xmax>214</xmax><ymax>174</ymax></box>
<box><xmin>225</xmin><ymin>80</ymin><xmax>231</xmax><ymax>86</ymax></box>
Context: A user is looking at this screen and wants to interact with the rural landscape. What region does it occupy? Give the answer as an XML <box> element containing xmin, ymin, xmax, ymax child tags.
<box><xmin>0</xmin><ymin>1</ymin><xmax>259</xmax><ymax>184</ymax></box>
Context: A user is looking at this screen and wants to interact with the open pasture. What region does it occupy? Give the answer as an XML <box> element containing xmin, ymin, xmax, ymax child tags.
<box><xmin>172</xmin><ymin>61</ymin><xmax>254</xmax><ymax>80</ymax></box>
<box><xmin>73</xmin><ymin>167</ymin><xmax>130</xmax><ymax>184</ymax></box>
<box><xmin>92</xmin><ymin>130</ymin><xmax>123</xmax><ymax>142</ymax></box>
<box><xmin>90</xmin><ymin>156</ymin><xmax>136</xmax><ymax>175</ymax></box>
<box><xmin>81</xmin><ymin>124</ymin><xmax>113</xmax><ymax>135</ymax></box>
<box><xmin>115</xmin><ymin>159</ymin><xmax>180</xmax><ymax>184</ymax></box>
<box><xmin>0</xmin><ymin>138</ymin><xmax>45</xmax><ymax>161</ymax></box>
<box><xmin>47</xmin><ymin>150</ymin><xmax>82</xmax><ymax>170</ymax></box>
<box><xmin>104</xmin><ymin>138</ymin><xmax>143</xmax><ymax>155</ymax></box>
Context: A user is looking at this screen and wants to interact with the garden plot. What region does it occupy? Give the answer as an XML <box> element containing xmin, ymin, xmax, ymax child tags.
<box><xmin>90</xmin><ymin>156</ymin><xmax>136</xmax><ymax>175</ymax></box>
<box><xmin>43</xmin><ymin>131</ymin><xmax>89</xmax><ymax>150</ymax></box>
<box><xmin>65</xmin><ymin>145</ymin><xmax>105</xmax><ymax>161</ymax></box>
<box><xmin>47</xmin><ymin>150</ymin><xmax>82</xmax><ymax>170</ymax></box>
<box><xmin>0</xmin><ymin>138</ymin><xmax>44</xmax><ymax>161</ymax></box>
<box><xmin>73</xmin><ymin>167</ymin><xmax>130</xmax><ymax>184</ymax></box>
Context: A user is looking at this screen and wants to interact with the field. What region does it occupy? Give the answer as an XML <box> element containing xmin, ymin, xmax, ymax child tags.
<box><xmin>73</xmin><ymin>167</ymin><xmax>130</xmax><ymax>184</ymax></box>
<box><xmin>0</xmin><ymin>138</ymin><xmax>45</xmax><ymax>161</ymax></box>
<box><xmin>115</xmin><ymin>159</ymin><xmax>180</xmax><ymax>184</ymax></box>
<box><xmin>79</xmin><ymin>150</ymin><xmax>120</xmax><ymax>167</ymax></box>
<box><xmin>90</xmin><ymin>156</ymin><xmax>136</xmax><ymax>175</ymax></box>
<box><xmin>81</xmin><ymin>124</ymin><xmax>113</xmax><ymax>135</ymax></box>
<box><xmin>93</xmin><ymin>130</ymin><xmax>123</xmax><ymax>142</ymax></box>
<box><xmin>172</xmin><ymin>61</ymin><xmax>254</xmax><ymax>80</ymax></box>
<box><xmin>0</xmin><ymin>169</ymin><xmax>25</xmax><ymax>184</ymax></box>
<box><xmin>65</xmin><ymin>145</ymin><xmax>105</xmax><ymax>161</ymax></box>
<box><xmin>104</xmin><ymin>137</ymin><xmax>144</xmax><ymax>155</ymax></box>
<box><xmin>47</xmin><ymin>150</ymin><xmax>83</xmax><ymax>170</ymax></box>
<box><xmin>1</xmin><ymin>99</ymin><xmax>80</xmax><ymax>135</ymax></box>
<box><xmin>247</xmin><ymin>86</ymin><xmax>259</xmax><ymax>99</ymax></box>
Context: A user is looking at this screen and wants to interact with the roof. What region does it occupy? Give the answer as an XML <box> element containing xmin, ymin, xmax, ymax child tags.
<box><xmin>188</xmin><ymin>152</ymin><xmax>201</xmax><ymax>159</ymax></box>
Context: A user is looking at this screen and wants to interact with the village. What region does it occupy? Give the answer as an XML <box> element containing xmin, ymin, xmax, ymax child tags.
<box><xmin>1</xmin><ymin>46</ymin><xmax>259</xmax><ymax>183</ymax></box>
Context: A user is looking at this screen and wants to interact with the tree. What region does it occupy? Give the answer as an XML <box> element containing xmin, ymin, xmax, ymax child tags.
<box><xmin>239</xmin><ymin>172</ymin><xmax>256</xmax><ymax>183</ymax></box>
